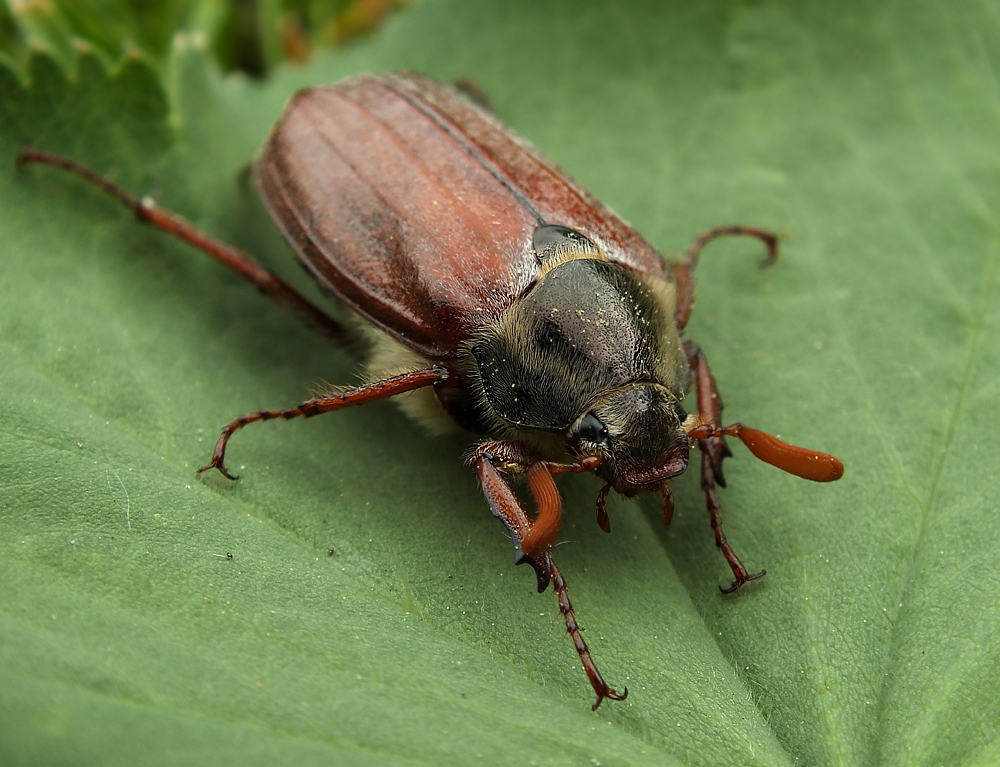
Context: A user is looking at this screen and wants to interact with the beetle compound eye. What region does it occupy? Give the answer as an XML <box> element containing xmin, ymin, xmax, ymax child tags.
<box><xmin>575</xmin><ymin>413</ymin><xmax>609</xmax><ymax>445</ymax></box>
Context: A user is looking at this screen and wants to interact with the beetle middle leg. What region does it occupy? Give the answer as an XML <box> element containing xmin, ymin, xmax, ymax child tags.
<box><xmin>683</xmin><ymin>341</ymin><xmax>766</xmax><ymax>593</ymax></box>
<box><xmin>473</xmin><ymin>443</ymin><xmax>624</xmax><ymax>709</ymax></box>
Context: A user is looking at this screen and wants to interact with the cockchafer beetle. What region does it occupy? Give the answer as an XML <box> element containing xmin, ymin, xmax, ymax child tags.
<box><xmin>18</xmin><ymin>71</ymin><xmax>844</xmax><ymax>709</ymax></box>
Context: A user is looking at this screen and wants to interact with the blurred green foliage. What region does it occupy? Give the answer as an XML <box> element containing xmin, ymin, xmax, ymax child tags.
<box><xmin>0</xmin><ymin>0</ymin><xmax>404</xmax><ymax>76</ymax></box>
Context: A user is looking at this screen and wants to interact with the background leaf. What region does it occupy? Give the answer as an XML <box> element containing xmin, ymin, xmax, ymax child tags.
<box><xmin>1</xmin><ymin>0</ymin><xmax>400</xmax><ymax>77</ymax></box>
<box><xmin>2</xmin><ymin>1</ymin><xmax>999</xmax><ymax>765</ymax></box>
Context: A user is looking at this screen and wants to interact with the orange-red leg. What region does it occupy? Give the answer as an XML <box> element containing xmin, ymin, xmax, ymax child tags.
<box><xmin>471</xmin><ymin>442</ymin><xmax>602</xmax><ymax>585</ymax></box>
<box><xmin>684</xmin><ymin>341</ymin><xmax>765</xmax><ymax>593</ymax></box>
<box><xmin>683</xmin><ymin>340</ymin><xmax>844</xmax><ymax>591</ymax></box>
<box><xmin>673</xmin><ymin>225</ymin><xmax>778</xmax><ymax>332</ymax></box>
<box><xmin>472</xmin><ymin>443</ymin><xmax>624</xmax><ymax>708</ymax></box>
<box><xmin>17</xmin><ymin>147</ymin><xmax>352</xmax><ymax>345</ymax></box>
<box><xmin>201</xmin><ymin>368</ymin><xmax>446</xmax><ymax>479</ymax></box>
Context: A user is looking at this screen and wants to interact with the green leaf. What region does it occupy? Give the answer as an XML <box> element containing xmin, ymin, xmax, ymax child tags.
<box><xmin>2</xmin><ymin>1</ymin><xmax>998</xmax><ymax>765</ymax></box>
<box><xmin>1</xmin><ymin>0</ymin><xmax>394</xmax><ymax>77</ymax></box>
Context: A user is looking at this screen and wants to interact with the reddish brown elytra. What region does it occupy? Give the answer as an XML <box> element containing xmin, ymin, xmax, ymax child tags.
<box><xmin>18</xmin><ymin>72</ymin><xmax>844</xmax><ymax>710</ymax></box>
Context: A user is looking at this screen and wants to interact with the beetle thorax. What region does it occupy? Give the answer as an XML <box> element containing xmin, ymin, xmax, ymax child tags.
<box><xmin>471</xmin><ymin>253</ymin><xmax>689</xmax><ymax>444</ymax></box>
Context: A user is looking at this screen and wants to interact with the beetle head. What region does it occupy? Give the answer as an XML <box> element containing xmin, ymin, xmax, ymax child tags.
<box><xmin>567</xmin><ymin>383</ymin><xmax>690</xmax><ymax>495</ymax></box>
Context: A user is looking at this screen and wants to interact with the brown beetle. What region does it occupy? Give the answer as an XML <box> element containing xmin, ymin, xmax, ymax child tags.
<box><xmin>19</xmin><ymin>72</ymin><xmax>843</xmax><ymax>710</ymax></box>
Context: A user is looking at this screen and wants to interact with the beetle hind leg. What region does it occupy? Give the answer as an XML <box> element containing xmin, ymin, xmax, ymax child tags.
<box><xmin>17</xmin><ymin>147</ymin><xmax>353</xmax><ymax>346</ymax></box>
<box><xmin>673</xmin><ymin>225</ymin><xmax>779</xmax><ymax>332</ymax></box>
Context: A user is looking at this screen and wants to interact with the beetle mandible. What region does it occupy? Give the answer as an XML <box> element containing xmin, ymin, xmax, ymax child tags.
<box><xmin>19</xmin><ymin>72</ymin><xmax>844</xmax><ymax>710</ymax></box>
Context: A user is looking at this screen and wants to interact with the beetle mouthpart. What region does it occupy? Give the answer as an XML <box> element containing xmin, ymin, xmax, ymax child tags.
<box><xmin>591</xmin><ymin>383</ymin><xmax>690</xmax><ymax>487</ymax></box>
<box><xmin>616</xmin><ymin>436</ymin><xmax>689</xmax><ymax>487</ymax></box>
<box><xmin>595</xmin><ymin>483</ymin><xmax>613</xmax><ymax>533</ymax></box>
<box><xmin>662</xmin><ymin>485</ymin><xmax>675</xmax><ymax>526</ymax></box>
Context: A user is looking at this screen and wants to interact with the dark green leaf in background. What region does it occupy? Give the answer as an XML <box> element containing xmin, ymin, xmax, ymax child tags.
<box><xmin>1</xmin><ymin>0</ymin><xmax>394</xmax><ymax>77</ymax></box>
<box><xmin>1</xmin><ymin>1</ymin><xmax>998</xmax><ymax>765</ymax></box>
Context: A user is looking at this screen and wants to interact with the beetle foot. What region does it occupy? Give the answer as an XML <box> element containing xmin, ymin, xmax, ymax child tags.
<box><xmin>197</xmin><ymin>456</ymin><xmax>239</xmax><ymax>481</ymax></box>
<box><xmin>719</xmin><ymin>568</ymin><xmax>766</xmax><ymax>594</ymax></box>
<box><xmin>592</xmin><ymin>685</ymin><xmax>628</xmax><ymax>711</ymax></box>
<box><xmin>545</xmin><ymin>556</ymin><xmax>626</xmax><ymax>711</ymax></box>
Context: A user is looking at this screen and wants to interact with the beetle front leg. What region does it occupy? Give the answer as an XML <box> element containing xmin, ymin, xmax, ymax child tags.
<box><xmin>546</xmin><ymin>553</ymin><xmax>627</xmax><ymax>710</ymax></box>
<box><xmin>684</xmin><ymin>340</ymin><xmax>731</xmax><ymax>487</ymax></box>
<box><xmin>474</xmin><ymin>447</ymin><xmax>544</xmax><ymax>586</ymax></box>
<box><xmin>472</xmin><ymin>441</ymin><xmax>603</xmax><ymax>587</ymax></box>
<box><xmin>683</xmin><ymin>341</ymin><xmax>765</xmax><ymax>593</ymax></box>
<box><xmin>472</xmin><ymin>444</ymin><xmax>625</xmax><ymax>709</ymax></box>
<box><xmin>200</xmin><ymin>368</ymin><xmax>446</xmax><ymax>479</ymax></box>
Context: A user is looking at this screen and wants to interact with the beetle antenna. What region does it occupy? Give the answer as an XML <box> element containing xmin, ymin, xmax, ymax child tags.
<box><xmin>687</xmin><ymin>423</ymin><xmax>844</xmax><ymax>483</ymax></box>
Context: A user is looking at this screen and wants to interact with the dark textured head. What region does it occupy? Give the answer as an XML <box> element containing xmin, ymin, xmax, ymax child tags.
<box><xmin>566</xmin><ymin>383</ymin><xmax>690</xmax><ymax>494</ymax></box>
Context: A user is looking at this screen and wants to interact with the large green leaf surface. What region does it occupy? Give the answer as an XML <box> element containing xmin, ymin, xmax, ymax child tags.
<box><xmin>2</xmin><ymin>1</ymin><xmax>999</xmax><ymax>765</ymax></box>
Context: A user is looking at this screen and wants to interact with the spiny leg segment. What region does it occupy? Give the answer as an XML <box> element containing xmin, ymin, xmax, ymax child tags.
<box><xmin>473</xmin><ymin>444</ymin><xmax>626</xmax><ymax>709</ymax></box>
<box><xmin>17</xmin><ymin>147</ymin><xmax>352</xmax><ymax>345</ymax></box>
